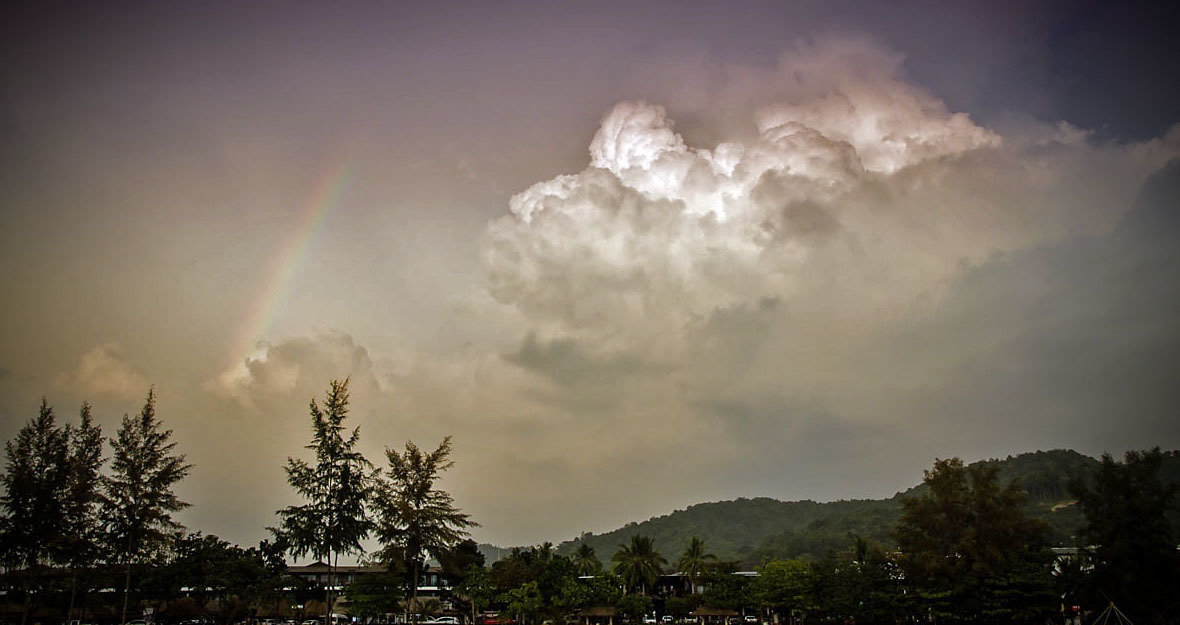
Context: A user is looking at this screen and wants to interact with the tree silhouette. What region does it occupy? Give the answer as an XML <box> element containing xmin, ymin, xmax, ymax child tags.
<box><xmin>611</xmin><ymin>535</ymin><xmax>666</xmax><ymax>595</ymax></box>
<box><xmin>272</xmin><ymin>379</ymin><xmax>374</xmax><ymax>621</ymax></box>
<box><xmin>1070</xmin><ymin>448</ymin><xmax>1180</xmax><ymax>624</ymax></box>
<box><xmin>676</xmin><ymin>536</ymin><xmax>716</xmax><ymax>594</ymax></box>
<box><xmin>895</xmin><ymin>457</ymin><xmax>1054</xmax><ymax>622</ymax></box>
<box><xmin>0</xmin><ymin>399</ymin><xmax>70</xmax><ymax>625</ymax></box>
<box><xmin>103</xmin><ymin>388</ymin><xmax>191</xmax><ymax>624</ymax></box>
<box><xmin>374</xmin><ymin>436</ymin><xmax>476</xmax><ymax>621</ymax></box>
<box><xmin>572</xmin><ymin>542</ymin><xmax>602</xmax><ymax>576</ymax></box>
<box><xmin>60</xmin><ymin>402</ymin><xmax>105</xmax><ymax>622</ymax></box>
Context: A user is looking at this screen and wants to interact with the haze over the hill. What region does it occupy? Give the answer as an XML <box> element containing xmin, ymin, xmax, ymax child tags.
<box><xmin>2</xmin><ymin>2</ymin><xmax>1179</xmax><ymax>553</ymax></box>
<box><xmin>495</xmin><ymin>449</ymin><xmax>1177</xmax><ymax>566</ymax></box>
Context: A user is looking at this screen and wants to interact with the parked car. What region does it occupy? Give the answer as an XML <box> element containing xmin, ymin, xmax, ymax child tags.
<box><xmin>428</xmin><ymin>618</ymin><xmax>460</xmax><ymax>625</ymax></box>
<box><xmin>643</xmin><ymin>616</ymin><xmax>657</xmax><ymax>625</ymax></box>
<box><xmin>661</xmin><ymin>617</ymin><xmax>674</xmax><ymax>624</ymax></box>
<box><xmin>743</xmin><ymin>617</ymin><xmax>758</xmax><ymax>624</ymax></box>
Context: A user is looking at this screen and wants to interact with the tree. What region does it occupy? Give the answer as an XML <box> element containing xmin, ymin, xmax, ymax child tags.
<box><xmin>895</xmin><ymin>457</ymin><xmax>1054</xmax><ymax>622</ymax></box>
<box><xmin>374</xmin><ymin>436</ymin><xmax>476</xmax><ymax>620</ymax></box>
<box><xmin>752</xmin><ymin>558</ymin><xmax>808</xmax><ymax>620</ymax></box>
<box><xmin>438</xmin><ymin>539</ymin><xmax>486</xmax><ymax>583</ymax></box>
<box><xmin>572</xmin><ymin>542</ymin><xmax>602</xmax><ymax>576</ymax></box>
<box><xmin>455</xmin><ymin>565</ymin><xmax>495</xmax><ymax>625</ymax></box>
<box><xmin>59</xmin><ymin>402</ymin><xmax>105</xmax><ymax>622</ymax></box>
<box><xmin>104</xmin><ymin>388</ymin><xmax>192</xmax><ymax>624</ymax></box>
<box><xmin>676</xmin><ymin>536</ymin><xmax>716</xmax><ymax>594</ymax></box>
<box><xmin>616</xmin><ymin>593</ymin><xmax>653</xmax><ymax>622</ymax></box>
<box><xmin>804</xmin><ymin>540</ymin><xmax>906</xmax><ymax>625</ymax></box>
<box><xmin>498</xmin><ymin>581</ymin><xmax>543</xmax><ymax>625</ymax></box>
<box><xmin>0</xmin><ymin>399</ymin><xmax>70</xmax><ymax>625</ymax></box>
<box><xmin>272</xmin><ymin>379</ymin><xmax>374</xmax><ymax>621</ymax></box>
<box><xmin>611</xmin><ymin>535</ymin><xmax>666</xmax><ymax>595</ymax></box>
<box><xmin>700</xmin><ymin>564</ymin><xmax>754</xmax><ymax>615</ymax></box>
<box><xmin>344</xmin><ymin>568</ymin><xmax>404</xmax><ymax>622</ymax></box>
<box><xmin>1070</xmin><ymin>448</ymin><xmax>1180</xmax><ymax>624</ymax></box>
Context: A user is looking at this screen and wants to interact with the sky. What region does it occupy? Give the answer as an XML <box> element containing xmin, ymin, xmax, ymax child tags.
<box><xmin>2</xmin><ymin>0</ymin><xmax>1179</xmax><ymax>554</ymax></box>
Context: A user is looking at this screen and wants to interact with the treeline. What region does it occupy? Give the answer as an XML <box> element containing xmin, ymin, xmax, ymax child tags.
<box><xmin>0</xmin><ymin>391</ymin><xmax>190</xmax><ymax>625</ymax></box>
<box><xmin>0</xmin><ymin>380</ymin><xmax>477</xmax><ymax>625</ymax></box>
<box><xmin>559</xmin><ymin>449</ymin><xmax>1180</xmax><ymax>563</ymax></box>
<box><xmin>3</xmin><ymin>383</ymin><xmax>1179</xmax><ymax>625</ymax></box>
<box><xmin>496</xmin><ymin>452</ymin><xmax>1179</xmax><ymax>625</ymax></box>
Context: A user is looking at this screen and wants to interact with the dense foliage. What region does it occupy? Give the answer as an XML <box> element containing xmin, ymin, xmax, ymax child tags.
<box><xmin>895</xmin><ymin>458</ymin><xmax>1056</xmax><ymax>622</ymax></box>
<box><xmin>557</xmin><ymin>449</ymin><xmax>1180</xmax><ymax>564</ymax></box>
<box><xmin>2</xmin><ymin>387</ymin><xmax>1178</xmax><ymax>625</ymax></box>
<box><xmin>1070</xmin><ymin>448</ymin><xmax>1180</xmax><ymax>624</ymax></box>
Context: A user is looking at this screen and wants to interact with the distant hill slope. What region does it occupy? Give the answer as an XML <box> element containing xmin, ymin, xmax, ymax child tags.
<box><xmin>549</xmin><ymin>449</ymin><xmax>1180</xmax><ymax>566</ymax></box>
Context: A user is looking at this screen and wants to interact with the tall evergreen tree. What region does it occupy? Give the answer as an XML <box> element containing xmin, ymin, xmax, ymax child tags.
<box><xmin>374</xmin><ymin>436</ymin><xmax>476</xmax><ymax>621</ymax></box>
<box><xmin>0</xmin><ymin>399</ymin><xmax>70</xmax><ymax>625</ymax></box>
<box><xmin>103</xmin><ymin>388</ymin><xmax>192</xmax><ymax>624</ymax></box>
<box><xmin>59</xmin><ymin>402</ymin><xmax>105</xmax><ymax>622</ymax></box>
<box><xmin>272</xmin><ymin>379</ymin><xmax>374</xmax><ymax>621</ymax></box>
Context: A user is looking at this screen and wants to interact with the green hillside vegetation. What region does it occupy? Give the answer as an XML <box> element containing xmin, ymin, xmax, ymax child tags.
<box><xmin>552</xmin><ymin>449</ymin><xmax>1180</xmax><ymax>565</ymax></box>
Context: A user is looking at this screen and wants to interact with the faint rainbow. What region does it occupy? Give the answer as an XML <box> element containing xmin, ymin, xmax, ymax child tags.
<box><xmin>223</xmin><ymin>151</ymin><xmax>354</xmax><ymax>374</ymax></box>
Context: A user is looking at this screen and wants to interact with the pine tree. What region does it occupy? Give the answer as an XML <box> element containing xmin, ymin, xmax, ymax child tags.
<box><xmin>0</xmin><ymin>399</ymin><xmax>70</xmax><ymax>625</ymax></box>
<box><xmin>59</xmin><ymin>402</ymin><xmax>105</xmax><ymax>622</ymax></box>
<box><xmin>103</xmin><ymin>388</ymin><xmax>192</xmax><ymax>624</ymax></box>
<box><xmin>272</xmin><ymin>379</ymin><xmax>374</xmax><ymax>621</ymax></box>
<box><xmin>374</xmin><ymin>436</ymin><xmax>476</xmax><ymax>621</ymax></box>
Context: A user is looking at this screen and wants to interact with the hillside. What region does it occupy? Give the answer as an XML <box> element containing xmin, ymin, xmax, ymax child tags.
<box><xmin>546</xmin><ymin>449</ymin><xmax>1179</xmax><ymax>566</ymax></box>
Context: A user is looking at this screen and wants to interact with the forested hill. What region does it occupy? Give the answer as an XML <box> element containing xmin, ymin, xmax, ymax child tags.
<box><xmin>545</xmin><ymin>449</ymin><xmax>1180</xmax><ymax>566</ymax></box>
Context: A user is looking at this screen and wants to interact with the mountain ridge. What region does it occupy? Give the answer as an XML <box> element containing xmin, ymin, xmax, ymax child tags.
<box><xmin>477</xmin><ymin>449</ymin><xmax>1179</xmax><ymax>566</ymax></box>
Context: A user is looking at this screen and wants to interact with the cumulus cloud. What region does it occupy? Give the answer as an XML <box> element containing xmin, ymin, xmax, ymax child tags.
<box><xmin>474</xmin><ymin>38</ymin><xmax>1180</xmax><ymax>517</ymax></box>
<box><xmin>56</xmin><ymin>343</ymin><xmax>150</xmax><ymax>398</ymax></box>
<box><xmin>484</xmin><ymin>39</ymin><xmax>1177</xmax><ymax>346</ymax></box>
<box><xmin>178</xmin><ymin>38</ymin><xmax>1180</xmax><ymax>548</ymax></box>
<box><xmin>207</xmin><ymin>331</ymin><xmax>385</xmax><ymax>413</ymax></box>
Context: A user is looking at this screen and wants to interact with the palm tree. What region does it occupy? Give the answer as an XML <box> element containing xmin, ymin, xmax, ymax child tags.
<box><xmin>373</xmin><ymin>436</ymin><xmax>477</xmax><ymax>622</ymax></box>
<box><xmin>573</xmin><ymin>542</ymin><xmax>602</xmax><ymax>576</ymax></box>
<box><xmin>612</xmin><ymin>534</ymin><xmax>667</xmax><ymax>595</ymax></box>
<box><xmin>677</xmin><ymin>536</ymin><xmax>716</xmax><ymax>594</ymax></box>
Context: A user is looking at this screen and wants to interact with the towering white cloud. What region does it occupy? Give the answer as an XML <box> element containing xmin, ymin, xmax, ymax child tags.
<box><xmin>484</xmin><ymin>40</ymin><xmax>1177</xmax><ymax>370</ymax></box>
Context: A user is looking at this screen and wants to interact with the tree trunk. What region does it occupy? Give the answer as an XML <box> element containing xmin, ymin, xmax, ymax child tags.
<box><xmin>122</xmin><ymin>559</ymin><xmax>132</xmax><ymax>625</ymax></box>
<box><xmin>325</xmin><ymin>550</ymin><xmax>334</xmax><ymax>625</ymax></box>
<box><xmin>411</xmin><ymin>560</ymin><xmax>420</xmax><ymax>625</ymax></box>
<box><xmin>19</xmin><ymin>570</ymin><xmax>30</xmax><ymax>625</ymax></box>
<box><xmin>68</xmin><ymin>569</ymin><xmax>78</xmax><ymax>622</ymax></box>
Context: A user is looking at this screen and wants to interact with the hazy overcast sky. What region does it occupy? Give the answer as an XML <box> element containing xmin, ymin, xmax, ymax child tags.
<box><xmin>2</xmin><ymin>0</ymin><xmax>1179</xmax><ymax>553</ymax></box>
